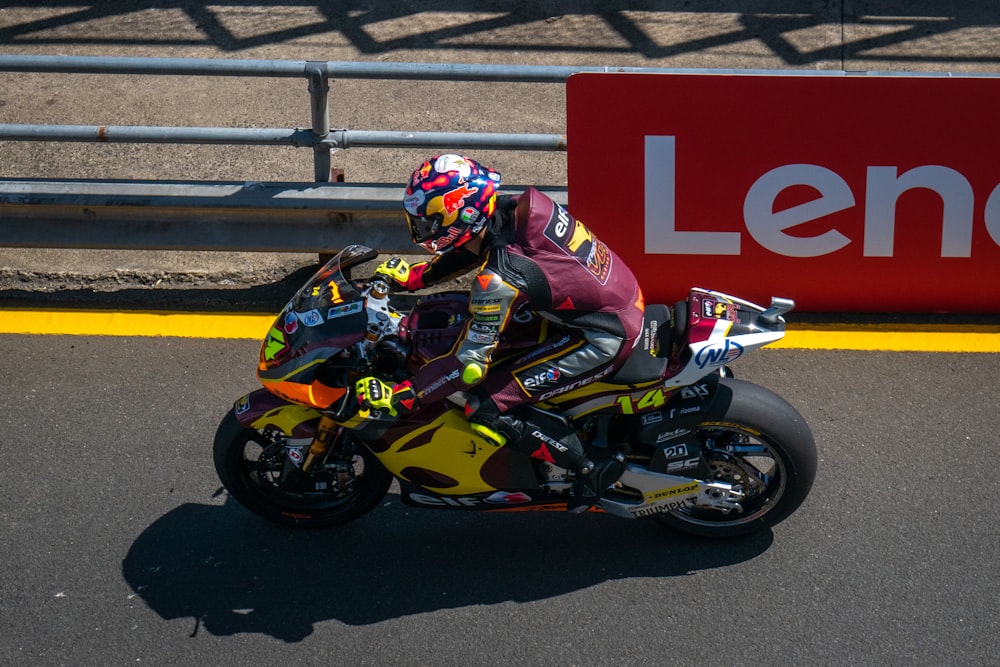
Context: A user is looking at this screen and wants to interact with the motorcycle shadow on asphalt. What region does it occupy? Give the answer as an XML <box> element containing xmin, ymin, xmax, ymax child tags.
<box><xmin>122</xmin><ymin>494</ymin><xmax>773</xmax><ymax>642</ymax></box>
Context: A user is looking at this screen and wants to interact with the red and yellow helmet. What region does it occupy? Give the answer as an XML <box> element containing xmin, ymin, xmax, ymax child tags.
<box><xmin>403</xmin><ymin>154</ymin><xmax>501</xmax><ymax>254</ymax></box>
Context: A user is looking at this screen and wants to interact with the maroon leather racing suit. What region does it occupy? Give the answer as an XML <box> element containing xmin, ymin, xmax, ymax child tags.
<box><xmin>408</xmin><ymin>187</ymin><xmax>645</xmax><ymax>416</ymax></box>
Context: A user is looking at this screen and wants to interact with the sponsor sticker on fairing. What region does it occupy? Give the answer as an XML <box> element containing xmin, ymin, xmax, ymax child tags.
<box><xmin>485</xmin><ymin>491</ymin><xmax>532</xmax><ymax>504</ymax></box>
<box><xmin>693</xmin><ymin>339</ymin><xmax>744</xmax><ymax>369</ymax></box>
<box><xmin>328</xmin><ymin>301</ymin><xmax>364</xmax><ymax>319</ymax></box>
<box><xmin>299</xmin><ymin>309</ymin><xmax>324</xmax><ymax>327</ymax></box>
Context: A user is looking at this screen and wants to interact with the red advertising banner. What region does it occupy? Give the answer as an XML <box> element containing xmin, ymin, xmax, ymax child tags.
<box><xmin>565</xmin><ymin>73</ymin><xmax>1000</xmax><ymax>312</ymax></box>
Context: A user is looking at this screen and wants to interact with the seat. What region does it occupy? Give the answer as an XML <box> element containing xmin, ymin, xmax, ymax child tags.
<box><xmin>607</xmin><ymin>304</ymin><xmax>673</xmax><ymax>386</ymax></box>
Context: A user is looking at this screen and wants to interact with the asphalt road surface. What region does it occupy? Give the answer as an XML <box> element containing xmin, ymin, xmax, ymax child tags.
<box><xmin>1</xmin><ymin>334</ymin><xmax>997</xmax><ymax>665</ymax></box>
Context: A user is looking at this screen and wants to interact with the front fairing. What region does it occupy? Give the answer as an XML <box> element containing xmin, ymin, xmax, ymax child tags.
<box><xmin>257</xmin><ymin>245</ymin><xmax>378</xmax><ymax>408</ymax></box>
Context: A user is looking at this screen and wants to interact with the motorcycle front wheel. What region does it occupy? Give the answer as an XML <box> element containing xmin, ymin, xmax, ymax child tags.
<box><xmin>213</xmin><ymin>410</ymin><xmax>393</xmax><ymax>528</ymax></box>
<box><xmin>655</xmin><ymin>378</ymin><xmax>817</xmax><ymax>538</ymax></box>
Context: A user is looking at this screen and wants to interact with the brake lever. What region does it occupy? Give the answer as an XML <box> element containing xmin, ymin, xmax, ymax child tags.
<box><xmin>325</xmin><ymin>385</ymin><xmax>358</xmax><ymax>423</ymax></box>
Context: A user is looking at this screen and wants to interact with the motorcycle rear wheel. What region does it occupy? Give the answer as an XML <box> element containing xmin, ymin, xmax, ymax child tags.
<box><xmin>655</xmin><ymin>378</ymin><xmax>817</xmax><ymax>538</ymax></box>
<box><xmin>213</xmin><ymin>410</ymin><xmax>392</xmax><ymax>528</ymax></box>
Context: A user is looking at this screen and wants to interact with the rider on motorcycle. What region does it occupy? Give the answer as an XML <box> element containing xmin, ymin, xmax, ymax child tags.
<box><xmin>355</xmin><ymin>154</ymin><xmax>645</xmax><ymax>512</ymax></box>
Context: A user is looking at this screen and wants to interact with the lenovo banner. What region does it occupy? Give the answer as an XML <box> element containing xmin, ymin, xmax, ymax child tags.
<box><xmin>566</xmin><ymin>73</ymin><xmax>1000</xmax><ymax>312</ymax></box>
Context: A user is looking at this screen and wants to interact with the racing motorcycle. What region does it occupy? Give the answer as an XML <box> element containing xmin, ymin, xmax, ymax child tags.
<box><xmin>214</xmin><ymin>245</ymin><xmax>816</xmax><ymax>538</ymax></box>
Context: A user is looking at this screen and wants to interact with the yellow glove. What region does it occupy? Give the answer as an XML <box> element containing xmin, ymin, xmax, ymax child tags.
<box><xmin>374</xmin><ymin>257</ymin><xmax>415</xmax><ymax>289</ymax></box>
<box><xmin>355</xmin><ymin>377</ymin><xmax>418</xmax><ymax>417</ymax></box>
<box><xmin>374</xmin><ymin>257</ymin><xmax>429</xmax><ymax>291</ymax></box>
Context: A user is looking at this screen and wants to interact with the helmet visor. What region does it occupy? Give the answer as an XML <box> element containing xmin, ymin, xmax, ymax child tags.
<box><xmin>407</xmin><ymin>211</ymin><xmax>444</xmax><ymax>244</ymax></box>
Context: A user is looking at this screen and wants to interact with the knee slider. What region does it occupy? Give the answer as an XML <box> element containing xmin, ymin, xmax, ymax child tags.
<box><xmin>469</xmin><ymin>421</ymin><xmax>506</xmax><ymax>446</ymax></box>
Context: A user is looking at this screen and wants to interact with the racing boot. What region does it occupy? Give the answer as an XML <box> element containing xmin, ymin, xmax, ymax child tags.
<box><xmin>567</xmin><ymin>448</ymin><xmax>627</xmax><ymax>514</ymax></box>
<box><xmin>467</xmin><ymin>397</ymin><xmax>624</xmax><ymax>512</ymax></box>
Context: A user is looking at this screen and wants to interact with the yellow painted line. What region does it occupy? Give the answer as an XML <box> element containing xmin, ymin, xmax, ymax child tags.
<box><xmin>1</xmin><ymin>308</ymin><xmax>999</xmax><ymax>352</ymax></box>
<box><xmin>776</xmin><ymin>323</ymin><xmax>1000</xmax><ymax>353</ymax></box>
<box><xmin>0</xmin><ymin>308</ymin><xmax>274</xmax><ymax>340</ymax></box>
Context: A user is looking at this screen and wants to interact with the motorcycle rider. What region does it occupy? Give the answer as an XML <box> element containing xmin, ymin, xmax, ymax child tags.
<box><xmin>355</xmin><ymin>154</ymin><xmax>645</xmax><ymax>512</ymax></box>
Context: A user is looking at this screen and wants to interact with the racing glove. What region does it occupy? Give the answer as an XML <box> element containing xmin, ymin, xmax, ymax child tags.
<box><xmin>355</xmin><ymin>377</ymin><xmax>418</xmax><ymax>417</ymax></box>
<box><xmin>374</xmin><ymin>257</ymin><xmax>428</xmax><ymax>291</ymax></box>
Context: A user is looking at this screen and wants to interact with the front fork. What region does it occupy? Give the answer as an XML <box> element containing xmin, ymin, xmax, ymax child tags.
<box><xmin>236</xmin><ymin>388</ymin><xmax>366</xmax><ymax>478</ymax></box>
<box><xmin>301</xmin><ymin>413</ymin><xmax>341</xmax><ymax>473</ymax></box>
<box><xmin>271</xmin><ymin>413</ymin><xmax>348</xmax><ymax>494</ymax></box>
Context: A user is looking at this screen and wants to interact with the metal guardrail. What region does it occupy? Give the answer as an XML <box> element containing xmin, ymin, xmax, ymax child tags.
<box><xmin>0</xmin><ymin>125</ymin><xmax>567</xmax><ymax>152</ymax></box>
<box><xmin>0</xmin><ymin>55</ymin><xmax>576</xmax><ymax>252</ymax></box>
<box><xmin>0</xmin><ymin>55</ymin><xmax>604</xmax><ymax>251</ymax></box>
<box><xmin>0</xmin><ymin>55</ymin><xmax>602</xmax><ymax>176</ymax></box>
<box><xmin>0</xmin><ymin>180</ymin><xmax>566</xmax><ymax>253</ymax></box>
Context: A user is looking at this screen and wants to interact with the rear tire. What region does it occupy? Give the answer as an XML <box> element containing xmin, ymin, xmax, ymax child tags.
<box><xmin>213</xmin><ymin>410</ymin><xmax>392</xmax><ymax>528</ymax></box>
<box><xmin>655</xmin><ymin>378</ymin><xmax>817</xmax><ymax>538</ymax></box>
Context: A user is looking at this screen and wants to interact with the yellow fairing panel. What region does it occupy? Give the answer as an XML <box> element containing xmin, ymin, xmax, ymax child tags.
<box><xmin>250</xmin><ymin>403</ymin><xmax>320</xmax><ymax>435</ymax></box>
<box><xmin>537</xmin><ymin>378</ymin><xmax>662</xmax><ymax>418</ymax></box>
<box><xmin>374</xmin><ymin>409</ymin><xmax>501</xmax><ymax>495</ymax></box>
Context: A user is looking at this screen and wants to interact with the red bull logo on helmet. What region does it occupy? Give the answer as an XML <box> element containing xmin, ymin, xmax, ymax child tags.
<box><xmin>442</xmin><ymin>183</ymin><xmax>480</xmax><ymax>215</ymax></box>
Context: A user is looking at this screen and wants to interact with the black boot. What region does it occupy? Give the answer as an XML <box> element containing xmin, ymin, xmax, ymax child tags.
<box><xmin>567</xmin><ymin>450</ymin><xmax>627</xmax><ymax>514</ymax></box>
<box><xmin>468</xmin><ymin>399</ymin><xmax>589</xmax><ymax>470</ymax></box>
<box><xmin>467</xmin><ymin>399</ymin><xmax>625</xmax><ymax>512</ymax></box>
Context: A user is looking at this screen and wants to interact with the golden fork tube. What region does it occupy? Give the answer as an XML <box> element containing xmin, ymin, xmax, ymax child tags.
<box><xmin>302</xmin><ymin>414</ymin><xmax>339</xmax><ymax>472</ymax></box>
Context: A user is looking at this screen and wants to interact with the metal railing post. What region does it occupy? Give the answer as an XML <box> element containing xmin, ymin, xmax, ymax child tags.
<box><xmin>306</xmin><ymin>62</ymin><xmax>331</xmax><ymax>182</ymax></box>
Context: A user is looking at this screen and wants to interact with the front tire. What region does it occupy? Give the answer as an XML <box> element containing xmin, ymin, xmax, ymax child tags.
<box><xmin>655</xmin><ymin>378</ymin><xmax>817</xmax><ymax>538</ymax></box>
<box><xmin>213</xmin><ymin>410</ymin><xmax>392</xmax><ymax>528</ymax></box>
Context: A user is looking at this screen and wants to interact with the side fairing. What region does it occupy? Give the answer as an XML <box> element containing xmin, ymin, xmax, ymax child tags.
<box><xmin>367</xmin><ymin>407</ymin><xmax>512</xmax><ymax>495</ymax></box>
<box><xmin>233</xmin><ymin>389</ymin><xmax>321</xmax><ymax>438</ymax></box>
